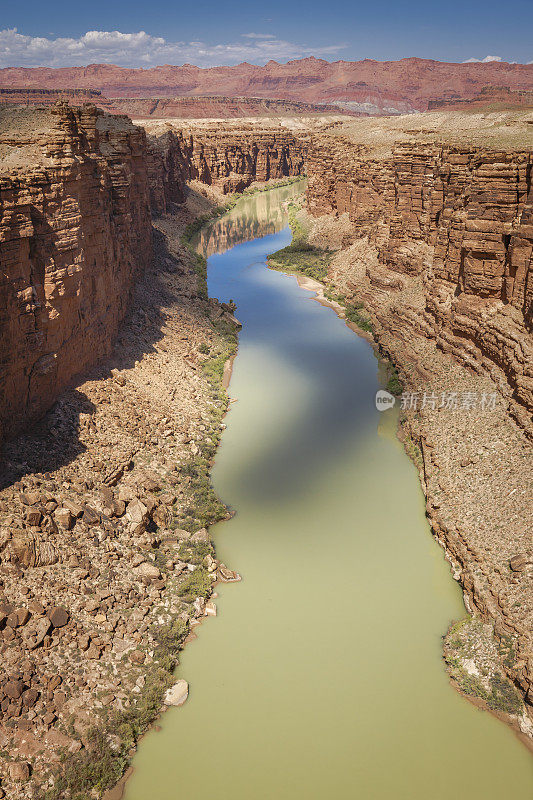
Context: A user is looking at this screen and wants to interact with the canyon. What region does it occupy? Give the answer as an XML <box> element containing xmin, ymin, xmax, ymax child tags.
<box><xmin>0</xmin><ymin>101</ymin><xmax>532</xmax><ymax>797</ymax></box>
<box><xmin>0</xmin><ymin>104</ymin><xmax>306</xmax><ymax>441</ymax></box>
<box><xmin>0</xmin><ymin>105</ymin><xmax>153</xmax><ymax>440</ymax></box>
<box><xmin>1</xmin><ymin>57</ymin><xmax>533</xmax><ymax>114</ymax></box>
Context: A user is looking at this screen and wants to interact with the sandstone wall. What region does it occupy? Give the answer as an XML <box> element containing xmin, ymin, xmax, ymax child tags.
<box><xmin>146</xmin><ymin>124</ymin><xmax>306</xmax><ymax>208</ymax></box>
<box><xmin>0</xmin><ymin>104</ymin><xmax>153</xmax><ymax>440</ymax></box>
<box><xmin>306</xmin><ymin>136</ymin><xmax>533</xmax><ymax>428</ymax></box>
<box><xmin>0</xmin><ymin>108</ymin><xmax>307</xmax><ymax>444</ymax></box>
<box><xmin>145</xmin><ymin>130</ymin><xmax>189</xmax><ymax>214</ymax></box>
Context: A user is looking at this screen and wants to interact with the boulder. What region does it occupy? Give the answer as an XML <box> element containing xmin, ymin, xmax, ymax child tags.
<box><xmin>22</xmin><ymin>688</ymin><xmax>39</xmax><ymax>708</ymax></box>
<box><xmin>53</xmin><ymin>507</ymin><xmax>74</xmax><ymax>529</ymax></box>
<box><xmin>164</xmin><ymin>679</ymin><xmax>189</xmax><ymax>707</ymax></box>
<box><xmin>205</xmin><ymin>601</ymin><xmax>217</xmax><ymax>617</ymax></box>
<box><xmin>10</xmin><ymin>533</ymin><xmax>59</xmax><ymax>568</ymax></box>
<box><xmin>5</xmin><ymin>680</ymin><xmax>24</xmax><ymax>699</ymax></box>
<box><xmin>217</xmin><ymin>563</ymin><xmax>241</xmax><ymax>583</ymax></box>
<box><xmin>63</xmin><ymin>499</ymin><xmax>84</xmax><ymax>519</ymax></box>
<box><xmin>126</xmin><ymin>498</ymin><xmax>149</xmax><ymax>525</ymax></box>
<box><xmin>48</xmin><ymin>607</ymin><xmax>69</xmax><ymax>628</ymax></box>
<box><xmin>510</xmin><ymin>554</ymin><xmax>531</xmax><ymax>572</ymax></box>
<box><xmin>25</xmin><ymin>508</ymin><xmax>42</xmax><ymax>526</ymax></box>
<box><xmin>134</xmin><ymin>562</ymin><xmax>161</xmax><ymax>581</ymax></box>
<box><xmin>190</xmin><ymin>527</ymin><xmax>209</xmax><ymax>544</ymax></box>
<box><xmin>8</xmin><ymin>761</ymin><xmax>30</xmax><ymax>781</ymax></box>
<box><xmin>25</xmin><ymin>616</ymin><xmax>51</xmax><ymax>648</ymax></box>
<box><xmin>130</xmin><ymin>650</ymin><xmax>145</xmax><ymax>665</ymax></box>
<box><xmin>16</xmin><ymin>608</ymin><xmax>31</xmax><ymax>626</ymax></box>
<box><xmin>82</xmin><ymin>506</ymin><xmax>101</xmax><ymax>525</ymax></box>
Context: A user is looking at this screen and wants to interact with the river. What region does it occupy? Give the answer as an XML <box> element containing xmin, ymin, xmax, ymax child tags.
<box><xmin>124</xmin><ymin>182</ymin><xmax>533</xmax><ymax>799</ymax></box>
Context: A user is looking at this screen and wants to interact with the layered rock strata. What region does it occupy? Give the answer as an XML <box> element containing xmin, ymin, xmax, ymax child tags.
<box><xmin>306</xmin><ymin>134</ymin><xmax>532</xmax><ymax>432</ymax></box>
<box><xmin>0</xmin><ymin>107</ymin><xmax>306</xmax><ymax>445</ymax></box>
<box><xmin>146</xmin><ymin>122</ymin><xmax>306</xmax><ymax>199</ymax></box>
<box><xmin>0</xmin><ymin>103</ymin><xmax>153</xmax><ymax>440</ymax></box>
<box><xmin>1</xmin><ymin>57</ymin><xmax>533</xmax><ymax>111</ymax></box>
<box><xmin>103</xmin><ymin>96</ymin><xmax>355</xmax><ymax>119</ymax></box>
<box><xmin>0</xmin><ymin>87</ymin><xmax>102</xmax><ymax>105</ymax></box>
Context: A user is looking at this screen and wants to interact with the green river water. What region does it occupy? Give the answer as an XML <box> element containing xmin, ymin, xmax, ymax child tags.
<box><xmin>124</xmin><ymin>182</ymin><xmax>533</xmax><ymax>799</ymax></box>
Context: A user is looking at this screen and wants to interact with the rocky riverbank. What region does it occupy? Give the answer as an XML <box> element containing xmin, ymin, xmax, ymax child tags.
<box><xmin>0</xmin><ymin>181</ymin><xmax>246</xmax><ymax>799</ymax></box>
<box><xmin>0</xmin><ymin>101</ymin><xmax>306</xmax><ymax>799</ymax></box>
<box><xmin>268</xmin><ymin>180</ymin><xmax>533</xmax><ymax>746</ymax></box>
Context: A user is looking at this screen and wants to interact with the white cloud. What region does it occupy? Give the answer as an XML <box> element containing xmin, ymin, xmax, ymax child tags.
<box><xmin>462</xmin><ymin>55</ymin><xmax>503</xmax><ymax>63</ymax></box>
<box><xmin>0</xmin><ymin>28</ymin><xmax>345</xmax><ymax>68</ymax></box>
<box><xmin>241</xmin><ymin>33</ymin><xmax>275</xmax><ymax>40</ymax></box>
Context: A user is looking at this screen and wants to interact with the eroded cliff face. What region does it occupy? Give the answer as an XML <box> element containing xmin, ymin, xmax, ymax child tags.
<box><xmin>306</xmin><ymin>136</ymin><xmax>533</xmax><ymax>431</ymax></box>
<box><xmin>0</xmin><ymin>108</ymin><xmax>306</xmax><ymax>446</ymax></box>
<box><xmin>0</xmin><ymin>104</ymin><xmax>153</xmax><ymax>439</ymax></box>
<box><xmin>145</xmin><ymin>122</ymin><xmax>306</xmax><ymax>206</ymax></box>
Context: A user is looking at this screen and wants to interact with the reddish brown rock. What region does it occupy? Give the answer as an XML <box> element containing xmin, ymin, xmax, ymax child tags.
<box><xmin>0</xmin><ymin>103</ymin><xmax>153</xmax><ymax>442</ymax></box>
<box><xmin>5</xmin><ymin>680</ymin><xmax>24</xmax><ymax>700</ymax></box>
<box><xmin>146</xmin><ymin>123</ymin><xmax>305</xmax><ymax>214</ymax></box>
<box><xmin>1</xmin><ymin>58</ymin><xmax>532</xmax><ymax>113</ymax></box>
<box><xmin>305</xmin><ymin>132</ymin><xmax>533</xmax><ymax>431</ymax></box>
<box><xmin>22</xmin><ymin>688</ymin><xmax>39</xmax><ymax>707</ymax></box>
<box><xmin>8</xmin><ymin>761</ymin><xmax>30</xmax><ymax>781</ymax></box>
<box><xmin>53</xmin><ymin>508</ymin><xmax>73</xmax><ymax>530</ymax></box>
<box><xmin>48</xmin><ymin>607</ymin><xmax>69</xmax><ymax>628</ymax></box>
<box><xmin>130</xmin><ymin>650</ymin><xmax>145</xmax><ymax>665</ymax></box>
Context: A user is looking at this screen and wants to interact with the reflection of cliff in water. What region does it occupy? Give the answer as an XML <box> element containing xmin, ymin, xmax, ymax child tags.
<box><xmin>195</xmin><ymin>181</ymin><xmax>305</xmax><ymax>258</ymax></box>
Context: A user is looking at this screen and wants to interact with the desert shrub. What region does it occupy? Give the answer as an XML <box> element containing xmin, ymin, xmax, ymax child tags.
<box><xmin>344</xmin><ymin>304</ymin><xmax>373</xmax><ymax>333</ymax></box>
<box><xmin>178</xmin><ymin>567</ymin><xmax>212</xmax><ymax>602</ymax></box>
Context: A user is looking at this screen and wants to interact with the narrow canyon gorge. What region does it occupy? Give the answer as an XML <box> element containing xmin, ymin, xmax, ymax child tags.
<box><xmin>0</xmin><ymin>101</ymin><xmax>531</xmax><ymax>798</ymax></box>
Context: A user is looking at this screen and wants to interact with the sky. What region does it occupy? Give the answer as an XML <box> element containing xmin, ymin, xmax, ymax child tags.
<box><xmin>0</xmin><ymin>0</ymin><xmax>532</xmax><ymax>68</ymax></box>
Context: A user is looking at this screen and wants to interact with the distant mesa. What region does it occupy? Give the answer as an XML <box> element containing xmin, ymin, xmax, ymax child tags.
<box><xmin>0</xmin><ymin>57</ymin><xmax>532</xmax><ymax>116</ymax></box>
<box><xmin>428</xmin><ymin>85</ymin><xmax>533</xmax><ymax>110</ymax></box>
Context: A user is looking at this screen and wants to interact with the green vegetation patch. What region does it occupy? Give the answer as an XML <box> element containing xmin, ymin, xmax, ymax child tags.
<box><xmin>177</xmin><ymin>567</ymin><xmax>212</xmax><ymax>603</ymax></box>
<box><xmin>344</xmin><ymin>302</ymin><xmax>373</xmax><ymax>333</ymax></box>
<box><xmin>401</xmin><ymin>429</ymin><xmax>423</xmax><ymax>470</ymax></box>
<box><xmin>443</xmin><ymin>617</ymin><xmax>523</xmax><ymax>717</ymax></box>
<box><xmin>268</xmin><ymin>242</ymin><xmax>331</xmax><ymax>282</ymax></box>
<box><xmin>267</xmin><ymin>203</ymin><xmax>331</xmax><ymax>282</ymax></box>
<box><xmin>176</xmin><ymin>320</ymin><xmax>238</xmax><ymax>532</ymax></box>
<box><xmin>384</xmin><ymin>364</ymin><xmax>403</xmax><ymax>396</ymax></box>
<box><xmin>178</xmin><ymin>454</ymin><xmax>228</xmax><ymax>531</ymax></box>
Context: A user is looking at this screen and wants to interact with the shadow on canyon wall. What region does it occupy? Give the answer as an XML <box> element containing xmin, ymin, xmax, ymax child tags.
<box><xmin>0</xmin><ymin>218</ymin><xmax>189</xmax><ymax>491</ymax></box>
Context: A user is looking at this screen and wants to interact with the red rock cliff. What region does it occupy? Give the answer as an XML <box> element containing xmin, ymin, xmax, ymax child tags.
<box><xmin>0</xmin><ymin>109</ymin><xmax>307</xmax><ymax>444</ymax></box>
<box><xmin>306</xmin><ymin>135</ymin><xmax>533</xmax><ymax>431</ymax></box>
<box><xmin>0</xmin><ymin>104</ymin><xmax>153</xmax><ymax>439</ymax></box>
<box><xmin>146</xmin><ymin>122</ymin><xmax>306</xmax><ymax>210</ymax></box>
